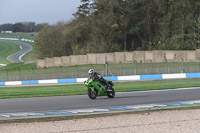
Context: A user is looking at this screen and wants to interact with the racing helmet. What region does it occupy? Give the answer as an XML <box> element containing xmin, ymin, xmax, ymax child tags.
<box><xmin>88</xmin><ymin>69</ymin><xmax>94</xmax><ymax>76</ymax></box>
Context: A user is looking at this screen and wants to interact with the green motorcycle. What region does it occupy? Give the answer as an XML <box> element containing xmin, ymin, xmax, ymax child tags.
<box><xmin>84</xmin><ymin>78</ymin><xmax>115</xmax><ymax>99</ymax></box>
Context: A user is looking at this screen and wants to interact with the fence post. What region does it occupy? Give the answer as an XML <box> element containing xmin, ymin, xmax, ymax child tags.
<box><xmin>6</xmin><ymin>69</ymin><xmax>8</xmax><ymax>81</ymax></box>
<box><xmin>18</xmin><ymin>68</ymin><xmax>21</xmax><ymax>81</ymax></box>
<box><xmin>181</xmin><ymin>58</ymin><xmax>184</xmax><ymax>73</ymax></box>
<box><xmin>60</xmin><ymin>66</ymin><xmax>63</xmax><ymax>79</ymax></box>
<box><xmin>44</xmin><ymin>67</ymin><xmax>47</xmax><ymax>79</ymax></box>
<box><xmin>165</xmin><ymin>59</ymin><xmax>168</xmax><ymax>74</ymax></box>
<box><xmin>120</xmin><ymin>61</ymin><xmax>122</xmax><ymax>76</ymax></box>
<box><xmin>134</xmin><ymin>60</ymin><xmax>137</xmax><ymax>75</ymax></box>
<box><xmin>105</xmin><ymin>62</ymin><xmax>108</xmax><ymax>77</ymax></box>
<box><xmin>90</xmin><ymin>63</ymin><xmax>93</xmax><ymax>69</ymax></box>
<box><xmin>75</xmin><ymin>64</ymin><xmax>78</xmax><ymax>78</ymax></box>
<box><xmin>32</xmin><ymin>67</ymin><xmax>35</xmax><ymax>80</ymax></box>
<box><xmin>198</xmin><ymin>57</ymin><xmax>200</xmax><ymax>72</ymax></box>
<box><xmin>150</xmin><ymin>60</ymin><xmax>152</xmax><ymax>74</ymax></box>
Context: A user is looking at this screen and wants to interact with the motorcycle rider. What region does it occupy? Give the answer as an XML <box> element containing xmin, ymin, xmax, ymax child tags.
<box><xmin>88</xmin><ymin>69</ymin><xmax>111</xmax><ymax>92</ymax></box>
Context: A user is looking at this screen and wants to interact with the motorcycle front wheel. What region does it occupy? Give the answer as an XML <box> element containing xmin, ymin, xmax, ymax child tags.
<box><xmin>107</xmin><ymin>87</ymin><xmax>115</xmax><ymax>98</ymax></box>
<box><xmin>88</xmin><ymin>88</ymin><xmax>98</xmax><ymax>99</ymax></box>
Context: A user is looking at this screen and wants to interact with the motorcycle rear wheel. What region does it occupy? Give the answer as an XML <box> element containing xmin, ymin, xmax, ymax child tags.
<box><xmin>88</xmin><ymin>88</ymin><xmax>98</xmax><ymax>99</ymax></box>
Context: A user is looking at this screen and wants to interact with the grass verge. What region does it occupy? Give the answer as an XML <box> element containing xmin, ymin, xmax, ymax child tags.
<box><xmin>0</xmin><ymin>32</ymin><xmax>36</xmax><ymax>40</ymax></box>
<box><xmin>20</xmin><ymin>41</ymin><xmax>36</xmax><ymax>62</ymax></box>
<box><xmin>0</xmin><ymin>41</ymin><xmax>20</xmax><ymax>58</ymax></box>
<box><xmin>0</xmin><ymin>33</ymin><xmax>36</xmax><ymax>62</ymax></box>
<box><xmin>0</xmin><ymin>40</ymin><xmax>35</xmax><ymax>65</ymax></box>
<box><xmin>0</xmin><ymin>41</ymin><xmax>20</xmax><ymax>65</ymax></box>
<box><xmin>0</xmin><ymin>80</ymin><xmax>200</xmax><ymax>99</ymax></box>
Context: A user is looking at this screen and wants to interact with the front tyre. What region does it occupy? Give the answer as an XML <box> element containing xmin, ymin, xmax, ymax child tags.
<box><xmin>88</xmin><ymin>88</ymin><xmax>98</xmax><ymax>99</ymax></box>
<box><xmin>107</xmin><ymin>87</ymin><xmax>115</xmax><ymax>98</ymax></box>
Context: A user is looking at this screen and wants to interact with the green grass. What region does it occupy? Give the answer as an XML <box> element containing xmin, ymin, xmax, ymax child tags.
<box><xmin>0</xmin><ymin>32</ymin><xmax>36</xmax><ymax>40</ymax></box>
<box><xmin>0</xmin><ymin>60</ymin><xmax>10</xmax><ymax>65</ymax></box>
<box><xmin>21</xmin><ymin>50</ymin><xmax>36</xmax><ymax>62</ymax></box>
<box><xmin>115</xmin><ymin>80</ymin><xmax>200</xmax><ymax>92</ymax></box>
<box><xmin>20</xmin><ymin>41</ymin><xmax>36</xmax><ymax>62</ymax></box>
<box><xmin>0</xmin><ymin>41</ymin><xmax>21</xmax><ymax>65</ymax></box>
<box><xmin>0</xmin><ymin>80</ymin><xmax>200</xmax><ymax>99</ymax></box>
<box><xmin>0</xmin><ymin>41</ymin><xmax>20</xmax><ymax>58</ymax></box>
<box><xmin>0</xmin><ymin>33</ymin><xmax>36</xmax><ymax>62</ymax></box>
<box><xmin>0</xmin><ymin>40</ymin><xmax>36</xmax><ymax>63</ymax></box>
<box><xmin>0</xmin><ymin>63</ymin><xmax>37</xmax><ymax>81</ymax></box>
<box><xmin>0</xmin><ymin>62</ymin><xmax>36</xmax><ymax>71</ymax></box>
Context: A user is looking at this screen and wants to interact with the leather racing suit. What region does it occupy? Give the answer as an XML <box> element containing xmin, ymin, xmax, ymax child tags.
<box><xmin>89</xmin><ymin>72</ymin><xmax>107</xmax><ymax>87</ymax></box>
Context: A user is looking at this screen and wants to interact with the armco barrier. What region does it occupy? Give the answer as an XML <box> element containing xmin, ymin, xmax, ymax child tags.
<box><xmin>1</xmin><ymin>73</ymin><xmax>200</xmax><ymax>86</ymax></box>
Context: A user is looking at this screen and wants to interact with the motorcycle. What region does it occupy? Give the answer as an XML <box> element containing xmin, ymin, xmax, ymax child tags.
<box><xmin>84</xmin><ymin>78</ymin><xmax>115</xmax><ymax>99</ymax></box>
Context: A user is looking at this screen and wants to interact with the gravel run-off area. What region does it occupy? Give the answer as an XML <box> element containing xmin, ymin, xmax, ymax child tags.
<box><xmin>1</xmin><ymin>109</ymin><xmax>200</xmax><ymax>133</ymax></box>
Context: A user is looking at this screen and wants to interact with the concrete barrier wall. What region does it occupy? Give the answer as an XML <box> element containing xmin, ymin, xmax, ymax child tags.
<box><xmin>125</xmin><ymin>52</ymin><xmax>134</xmax><ymax>63</ymax></box>
<box><xmin>154</xmin><ymin>50</ymin><xmax>165</xmax><ymax>63</ymax></box>
<box><xmin>115</xmin><ymin>52</ymin><xmax>125</xmax><ymax>63</ymax></box>
<box><xmin>165</xmin><ymin>50</ymin><xmax>176</xmax><ymax>62</ymax></box>
<box><xmin>96</xmin><ymin>53</ymin><xmax>106</xmax><ymax>64</ymax></box>
<box><xmin>78</xmin><ymin>55</ymin><xmax>88</xmax><ymax>65</ymax></box>
<box><xmin>87</xmin><ymin>54</ymin><xmax>97</xmax><ymax>64</ymax></box>
<box><xmin>37</xmin><ymin>50</ymin><xmax>200</xmax><ymax>68</ymax></box>
<box><xmin>196</xmin><ymin>49</ymin><xmax>200</xmax><ymax>60</ymax></box>
<box><xmin>145</xmin><ymin>51</ymin><xmax>154</xmax><ymax>63</ymax></box>
<box><xmin>175</xmin><ymin>51</ymin><xmax>186</xmax><ymax>62</ymax></box>
<box><xmin>37</xmin><ymin>59</ymin><xmax>46</xmax><ymax>68</ymax></box>
<box><xmin>53</xmin><ymin>57</ymin><xmax>62</xmax><ymax>67</ymax></box>
<box><xmin>70</xmin><ymin>55</ymin><xmax>79</xmax><ymax>65</ymax></box>
<box><xmin>62</xmin><ymin>56</ymin><xmax>71</xmax><ymax>66</ymax></box>
<box><xmin>106</xmin><ymin>53</ymin><xmax>115</xmax><ymax>63</ymax></box>
<box><xmin>185</xmin><ymin>51</ymin><xmax>196</xmax><ymax>62</ymax></box>
<box><xmin>45</xmin><ymin>58</ymin><xmax>54</xmax><ymax>67</ymax></box>
<box><xmin>134</xmin><ymin>51</ymin><xmax>145</xmax><ymax>63</ymax></box>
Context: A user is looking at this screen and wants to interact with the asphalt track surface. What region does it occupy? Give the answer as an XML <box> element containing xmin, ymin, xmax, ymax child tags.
<box><xmin>0</xmin><ymin>40</ymin><xmax>32</xmax><ymax>63</ymax></box>
<box><xmin>0</xmin><ymin>87</ymin><xmax>200</xmax><ymax>114</ymax></box>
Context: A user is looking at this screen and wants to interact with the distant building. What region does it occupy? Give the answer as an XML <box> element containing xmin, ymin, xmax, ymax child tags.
<box><xmin>0</xmin><ymin>31</ymin><xmax>13</xmax><ymax>33</ymax></box>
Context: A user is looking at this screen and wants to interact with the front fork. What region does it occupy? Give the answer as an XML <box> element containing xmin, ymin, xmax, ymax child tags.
<box><xmin>90</xmin><ymin>87</ymin><xmax>94</xmax><ymax>92</ymax></box>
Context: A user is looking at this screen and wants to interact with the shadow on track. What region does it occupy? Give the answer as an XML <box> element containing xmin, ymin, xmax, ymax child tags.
<box><xmin>92</xmin><ymin>95</ymin><xmax>150</xmax><ymax>100</ymax></box>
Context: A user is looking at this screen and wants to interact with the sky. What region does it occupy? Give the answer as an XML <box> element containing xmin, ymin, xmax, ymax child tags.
<box><xmin>0</xmin><ymin>0</ymin><xmax>81</xmax><ymax>25</ymax></box>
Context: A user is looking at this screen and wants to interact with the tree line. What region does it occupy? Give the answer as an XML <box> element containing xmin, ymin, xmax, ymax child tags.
<box><xmin>35</xmin><ymin>0</ymin><xmax>200</xmax><ymax>58</ymax></box>
<box><xmin>0</xmin><ymin>22</ymin><xmax>48</xmax><ymax>32</ymax></box>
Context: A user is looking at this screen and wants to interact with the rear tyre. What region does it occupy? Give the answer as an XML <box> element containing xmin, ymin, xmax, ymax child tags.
<box><xmin>107</xmin><ymin>87</ymin><xmax>115</xmax><ymax>98</ymax></box>
<box><xmin>88</xmin><ymin>88</ymin><xmax>98</xmax><ymax>99</ymax></box>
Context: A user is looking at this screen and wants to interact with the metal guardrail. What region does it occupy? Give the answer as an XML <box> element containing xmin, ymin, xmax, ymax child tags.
<box><xmin>1</xmin><ymin>61</ymin><xmax>200</xmax><ymax>82</ymax></box>
<box><xmin>1</xmin><ymin>72</ymin><xmax>200</xmax><ymax>86</ymax></box>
